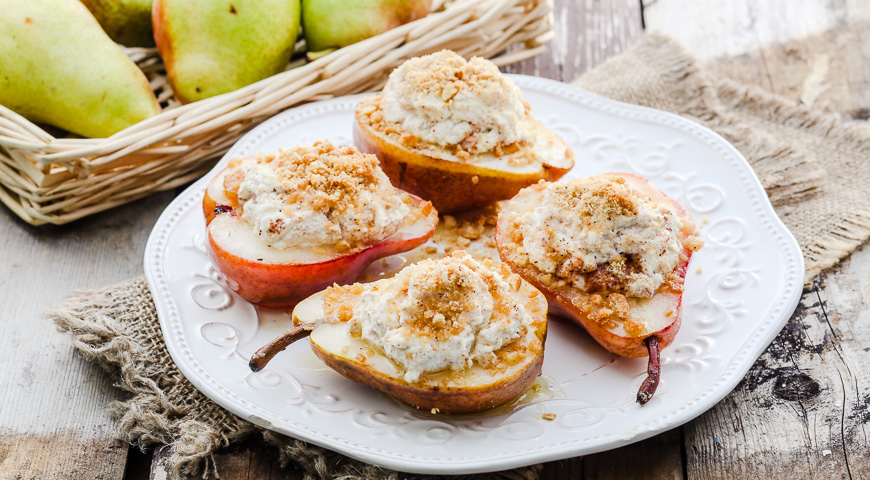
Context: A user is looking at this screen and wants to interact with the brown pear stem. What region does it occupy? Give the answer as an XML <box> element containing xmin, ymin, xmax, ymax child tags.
<box><xmin>249</xmin><ymin>324</ymin><xmax>317</xmax><ymax>372</ymax></box>
<box><xmin>636</xmin><ymin>335</ymin><xmax>661</xmax><ymax>405</ymax></box>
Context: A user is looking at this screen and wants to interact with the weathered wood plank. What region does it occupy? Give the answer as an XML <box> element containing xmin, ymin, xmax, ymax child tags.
<box><xmin>142</xmin><ymin>441</ymin><xmax>297</xmax><ymax>480</ymax></box>
<box><xmin>0</xmin><ymin>434</ymin><xmax>128</xmax><ymax>480</ymax></box>
<box><xmin>0</xmin><ymin>192</ymin><xmax>174</xmax><ymax>479</ymax></box>
<box><xmin>643</xmin><ymin>0</ymin><xmax>844</xmax><ymax>59</ymax></box>
<box><xmin>583</xmin><ymin>428</ymin><xmax>684</xmax><ymax>480</ymax></box>
<box><xmin>644</xmin><ymin>0</ymin><xmax>870</xmax><ymax>117</ymax></box>
<box><xmin>503</xmin><ymin>0</ymin><xmax>644</xmax><ymax>82</ymax></box>
<box><xmin>814</xmin><ymin>246</ymin><xmax>870</xmax><ymax>479</ymax></box>
<box><xmin>682</xmin><ymin>286</ymin><xmax>855</xmax><ymax>479</ymax></box>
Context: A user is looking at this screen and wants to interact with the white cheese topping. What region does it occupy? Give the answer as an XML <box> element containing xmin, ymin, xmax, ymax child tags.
<box><xmin>380</xmin><ymin>50</ymin><xmax>533</xmax><ymax>155</ymax></box>
<box><xmin>235</xmin><ymin>142</ymin><xmax>410</xmax><ymax>250</ymax></box>
<box><xmin>349</xmin><ymin>252</ymin><xmax>529</xmax><ymax>383</ymax></box>
<box><xmin>514</xmin><ymin>176</ymin><xmax>685</xmax><ymax>298</ymax></box>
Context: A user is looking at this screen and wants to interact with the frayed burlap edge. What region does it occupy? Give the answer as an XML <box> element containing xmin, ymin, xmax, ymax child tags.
<box><xmin>572</xmin><ymin>32</ymin><xmax>827</xmax><ymax>209</ymax></box>
<box><xmin>713</xmin><ymin>77</ymin><xmax>870</xmax><ymax>280</ymax></box>
<box><xmin>47</xmin><ymin>277</ymin><xmax>255</xmax><ymax>478</ymax></box>
<box><xmin>46</xmin><ymin>276</ymin><xmax>542</xmax><ymax>480</ymax></box>
<box><xmin>574</xmin><ymin>33</ymin><xmax>870</xmax><ymax>282</ymax></box>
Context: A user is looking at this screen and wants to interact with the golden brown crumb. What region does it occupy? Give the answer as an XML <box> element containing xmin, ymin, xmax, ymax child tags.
<box><xmin>542</xmin><ymin>413</ymin><xmax>556</xmax><ymax>421</ymax></box>
<box><xmin>335</xmin><ymin>240</ymin><xmax>351</xmax><ymax>254</ymax></box>
<box><xmin>607</xmin><ymin>293</ymin><xmax>630</xmax><ymax>320</ymax></box>
<box><xmin>623</xmin><ymin>319</ymin><xmax>645</xmax><ymax>337</ymax></box>
<box><xmin>684</xmin><ymin>236</ymin><xmax>704</xmax><ymax>251</ymax></box>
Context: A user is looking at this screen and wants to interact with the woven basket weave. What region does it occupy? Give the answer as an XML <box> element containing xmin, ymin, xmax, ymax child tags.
<box><xmin>0</xmin><ymin>0</ymin><xmax>553</xmax><ymax>225</ymax></box>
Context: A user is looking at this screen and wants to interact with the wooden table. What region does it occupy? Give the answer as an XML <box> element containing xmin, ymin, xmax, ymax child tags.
<box><xmin>3</xmin><ymin>1</ymin><xmax>869</xmax><ymax>478</ymax></box>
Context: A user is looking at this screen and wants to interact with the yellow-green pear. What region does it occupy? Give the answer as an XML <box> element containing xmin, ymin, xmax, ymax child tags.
<box><xmin>80</xmin><ymin>0</ymin><xmax>155</xmax><ymax>47</ymax></box>
<box><xmin>0</xmin><ymin>0</ymin><xmax>161</xmax><ymax>138</ymax></box>
<box><xmin>303</xmin><ymin>0</ymin><xmax>431</xmax><ymax>54</ymax></box>
<box><xmin>153</xmin><ymin>0</ymin><xmax>301</xmax><ymax>104</ymax></box>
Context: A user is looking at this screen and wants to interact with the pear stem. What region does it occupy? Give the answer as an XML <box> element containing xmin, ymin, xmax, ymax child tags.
<box><xmin>249</xmin><ymin>324</ymin><xmax>317</xmax><ymax>372</ymax></box>
<box><xmin>636</xmin><ymin>335</ymin><xmax>661</xmax><ymax>405</ymax></box>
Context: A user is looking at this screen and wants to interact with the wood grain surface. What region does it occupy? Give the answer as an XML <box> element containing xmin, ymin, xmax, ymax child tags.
<box><xmin>4</xmin><ymin>0</ymin><xmax>869</xmax><ymax>479</ymax></box>
<box><xmin>644</xmin><ymin>0</ymin><xmax>870</xmax><ymax>118</ymax></box>
<box><xmin>0</xmin><ymin>192</ymin><xmax>174</xmax><ymax>479</ymax></box>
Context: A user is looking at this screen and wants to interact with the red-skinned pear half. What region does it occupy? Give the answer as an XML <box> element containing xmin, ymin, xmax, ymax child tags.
<box><xmin>496</xmin><ymin>173</ymin><xmax>702</xmax><ymax>404</ymax></box>
<box><xmin>203</xmin><ymin>156</ymin><xmax>437</xmax><ymax>308</ymax></box>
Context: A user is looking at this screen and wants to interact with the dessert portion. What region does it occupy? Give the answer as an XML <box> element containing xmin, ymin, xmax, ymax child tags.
<box><xmin>354</xmin><ymin>50</ymin><xmax>574</xmax><ymax>213</ymax></box>
<box><xmin>204</xmin><ymin>141</ymin><xmax>437</xmax><ymax>307</ymax></box>
<box><xmin>496</xmin><ymin>173</ymin><xmax>703</xmax><ymax>404</ymax></box>
<box><xmin>250</xmin><ymin>251</ymin><xmax>548</xmax><ymax>414</ymax></box>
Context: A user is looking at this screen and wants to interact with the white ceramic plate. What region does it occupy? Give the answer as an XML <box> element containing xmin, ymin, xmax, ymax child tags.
<box><xmin>144</xmin><ymin>76</ymin><xmax>804</xmax><ymax>475</ymax></box>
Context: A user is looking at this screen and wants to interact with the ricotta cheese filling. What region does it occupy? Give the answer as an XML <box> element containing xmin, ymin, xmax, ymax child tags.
<box><xmin>235</xmin><ymin>142</ymin><xmax>410</xmax><ymax>250</ymax></box>
<box><xmin>348</xmin><ymin>252</ymin><xmax>530</xmax><ymax>383</ymax></box>
<box><xmin>513</xmin><ymin>176</ymin><xmax>685</xmax><ymax>298</ymax></box>
<box><xmin>380</xmin><ymin>50</ymin><xmax>534</xmax><ymax>156</ymax></box>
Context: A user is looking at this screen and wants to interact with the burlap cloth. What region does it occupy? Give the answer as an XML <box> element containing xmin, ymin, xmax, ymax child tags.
<box><xmin>46</xmin><ymin>34</ymin><xmax>870</xmax><ymax>478</ymax></box>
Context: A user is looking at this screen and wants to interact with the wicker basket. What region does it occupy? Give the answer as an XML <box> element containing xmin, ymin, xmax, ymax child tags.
<box><xmin>0</xmin><ymin>0</ymin><xmax>553</xmax><ymax>226</ymax></box>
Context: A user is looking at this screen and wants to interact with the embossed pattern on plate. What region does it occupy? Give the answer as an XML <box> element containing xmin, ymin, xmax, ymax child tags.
<box><xmin>144</xmin><ymin>76</ymin><xmax>804</xmax><ymax>474</ymax></box>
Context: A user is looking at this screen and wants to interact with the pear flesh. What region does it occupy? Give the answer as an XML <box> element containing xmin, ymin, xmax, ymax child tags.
<box><xmin>153</xmin><ymin>0</ymin><xmax>301</xmax><ymax>104</ymax></box>
<box><xmin>0</xmin><ymin>0</ymin><xmax>161</xmax><ymax>138</ymax></box>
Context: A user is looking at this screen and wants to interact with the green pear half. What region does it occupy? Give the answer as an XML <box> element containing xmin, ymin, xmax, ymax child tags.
<box><xmin>153</xmin><ymin>0</ymin><xmax>301</xmax><ymax>104</ymax></box>
<box><xmin>80</xmin><ymin>0</ymin><xmax>155</xmax><ymax>47</ymax></box>
<box><xmin>0</xmin><ymin>0</ymin><xmax>160</xmax><ymax>138</ymax></box>
<box><xmin>251</xmin><ymin>262</ymin><xmax>549</xmax><ymax>414</ymax></box>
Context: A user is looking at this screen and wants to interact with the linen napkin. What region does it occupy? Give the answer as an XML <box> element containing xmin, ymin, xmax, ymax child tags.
<box><xmin>48</xmin><ymin>33</ymin><xmax>870</xmax><ymax>478</ymax></box>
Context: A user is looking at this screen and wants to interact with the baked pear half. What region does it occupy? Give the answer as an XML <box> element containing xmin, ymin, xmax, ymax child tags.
<box><xmin>250</xmin><ymin>252</ymin><xmax>549</xmax><ymax>414</ymax></box>
<box><xmin>353</xmin><ymin>50</ymin><xmax>574</xmax><ymax>213</ymax></box>
<box><xmin>204</xmin><ymin>142</ymin><xmax>437</xmax><ymax>308</ymax></box>
<box><xmin>496</xmin><ymin>173</ymin><xmax>703</xmax><ymax>404</ymax></box>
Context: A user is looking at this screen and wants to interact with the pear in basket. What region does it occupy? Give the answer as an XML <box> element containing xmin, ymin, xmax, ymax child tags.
<box><xmin>81</xmin><ymin>0</ymin><xmax>155</xmax><ymax>47</ymax></box>
<box><xmin>303</xmin><ymin>0</ymin><xmax>431</xmax><ymax>57</ymax></box>
<box><xmin>153</xmin><ymin>0</ymin><xmax>301</xmax><ymax>104</ymax></box>
<box><xmin>0</xmin><ymin>0</ymin><xmax>161</xmax><ymax>138</ymax></box>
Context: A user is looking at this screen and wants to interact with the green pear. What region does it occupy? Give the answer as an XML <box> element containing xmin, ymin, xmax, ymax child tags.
<box><xmin>80</xmin><ymin>0</ymin><xmax>155</xmax><ymax>47</ymax></box>
<box><xmin>153</xmin><ymin>0</ymin><xmax>301</xmax><ymax>104</ymax></box>
<box><xmin>0</xmin><ymin>0</ymin><xmax>161</xmax><ymax>138</ymax></box>
<box><xmin>303</xmin><ymin>0</ymin><xmax>431</xmax><ymax>53</ymax></box>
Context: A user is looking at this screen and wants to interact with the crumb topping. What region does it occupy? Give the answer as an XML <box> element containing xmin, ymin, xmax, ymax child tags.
<box><xmin>506</xmin><ymin>175</ymin><xmax>702</xmax><ymax>298</ymax></box>
<box><xmin>326</xmin><ymin>251</ymin><xmax>534</xmax><ymax>383</ymax></box>
<box><xmin>378</xmin><ymin>50</ymin><xmax>533</xmax><ymax>156</ymax></box>
<box><xmin>233</xmin><ymin>141</ymin><xmax>410</xmax><ymax>249</ymax></box>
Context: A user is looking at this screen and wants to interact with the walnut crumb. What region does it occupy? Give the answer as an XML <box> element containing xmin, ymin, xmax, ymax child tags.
<box><xmin>542</xmin><ymin>413</ymin><xmax>556</xmax><ymax>421</ymax></box>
